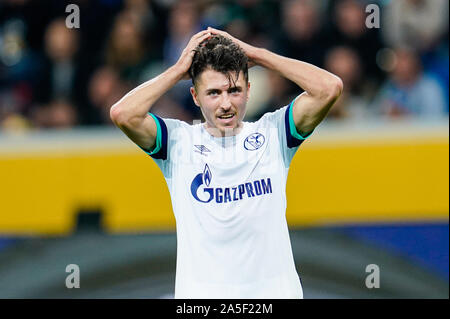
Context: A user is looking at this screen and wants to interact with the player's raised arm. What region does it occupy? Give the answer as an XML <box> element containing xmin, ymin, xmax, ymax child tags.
<box><xmin>253</xmin><ymin>50</ymin><xmax>343</xmax><ymax>137</ymax></box>
<box><xmin>207</xmin><ymin>27</ymin><xmax>343</xmax><ymax>137</ymax></box>
<box><xmin>110</xmin><ymin>30</ymin><xmax>212</xmax><ymax>151</ymax></box>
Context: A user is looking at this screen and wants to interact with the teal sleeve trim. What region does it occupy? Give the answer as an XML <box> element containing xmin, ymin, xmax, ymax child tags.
<box><xmin>288</xmin><ymin>100</ymin><xmax>314</xmax><ymax>140</ymax></box>
<box><xmin>147</xmin><ymin>113</ymin><xmax>162</xmax><ymax>155</ymax></box>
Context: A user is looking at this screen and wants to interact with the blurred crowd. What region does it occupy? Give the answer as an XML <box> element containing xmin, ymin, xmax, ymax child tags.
<box><xmin>0</xmin><ymin>0</ymin><xmax>448</xmax><ymax>133</ymax></box>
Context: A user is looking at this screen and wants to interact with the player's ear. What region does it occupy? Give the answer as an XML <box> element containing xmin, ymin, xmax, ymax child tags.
<box><xmin>190</xmin><ymin>86</ymin><xmax>201</xmax><ymax>107</ymax></box>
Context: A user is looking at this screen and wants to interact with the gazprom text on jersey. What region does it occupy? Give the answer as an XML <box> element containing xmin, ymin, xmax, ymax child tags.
<box><xmin>209</xmin><ymin>178</ymin><xmax>273</xmax><ymax>204</ymax></box>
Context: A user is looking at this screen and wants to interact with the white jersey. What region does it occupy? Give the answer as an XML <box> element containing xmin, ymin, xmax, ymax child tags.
<box><xmin>139</xmin><ymin>102</ymin><xmax>312</xmax><ymax>299</ymax></box>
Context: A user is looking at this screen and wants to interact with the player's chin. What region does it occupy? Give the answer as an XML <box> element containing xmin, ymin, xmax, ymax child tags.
<box><xmin>216</xmin><ymin>115</ymin><xmax>236</xmax><ymax>127</ymax></box>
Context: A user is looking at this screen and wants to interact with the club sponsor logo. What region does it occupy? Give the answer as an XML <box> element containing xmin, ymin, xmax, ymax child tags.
<box><xmin>244</xmin><ymin>133</ymin><xmax>265</xmax><ymax>151</ymax></box>
<box><xmin>190</xmin><ymin>164</ymin><xmax>272</xmax><ymax>204</ymax></box>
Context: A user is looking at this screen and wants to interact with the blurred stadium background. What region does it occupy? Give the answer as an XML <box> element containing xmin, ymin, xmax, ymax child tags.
<box><xmin>0</xmin><ymin>0</ymin><xmax>448</xmax><ymax>298</ymax></box>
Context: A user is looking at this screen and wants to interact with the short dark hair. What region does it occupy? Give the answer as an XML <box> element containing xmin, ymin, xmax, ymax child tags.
<box><xmin>189</xmin><ymin>34</ymin><xmax>248</xmax><ymax>89</ymax></box>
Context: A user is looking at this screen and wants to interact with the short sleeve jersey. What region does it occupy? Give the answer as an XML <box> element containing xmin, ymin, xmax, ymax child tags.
<box><xmin>139</xmin><ymin>100</ymin><xmax>312</xmax><ymax>298</ymax></box>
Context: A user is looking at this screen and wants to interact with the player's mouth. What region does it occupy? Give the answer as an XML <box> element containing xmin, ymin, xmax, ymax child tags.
<box><xmin>217</xmin><ymin>113</ymin><xmax>235</xmax><ymax>124</ymax></box>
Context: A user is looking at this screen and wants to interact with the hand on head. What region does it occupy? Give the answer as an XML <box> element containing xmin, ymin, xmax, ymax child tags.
<box><xmin>176</xmin><ymin>30</ymin><xmax>213</xmax><ymax>80</ymax></box>
<box><xmin>206</xmin><ymin>27</ymin><xmax>258</xmax><ymax>68</ymax></box>
<box><xmin>176</xmin><ymin>27</ymin><xmax>258</xmax><ymax>80</ymax></box>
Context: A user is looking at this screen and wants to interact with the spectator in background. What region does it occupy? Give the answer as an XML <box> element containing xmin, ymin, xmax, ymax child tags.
<box><xmin>271</xmin><ymin>0</ymin><xmax>329</xmax><ymax>105</ymax></box>
<box><xmin>100</xmin><ymin>4</ymin><xmax>168</xmax><ymax>125</ymax></box>
<box><xmin>324</xmin><ymin>46</ymin><xmax>375</xmax><ymax>120</ymax></box>
<box><xmin>328</xmin><ymin>0</ymin><xmax>384</xmax><ymax>82</ymax></box>
<box><xmin>382</xmin><ymin>0</ymin><xmax>448</xmax><ymax>54</ymax></box>
<box><xmin>163</xmin><ymin>0</ymin><xmax>201</xmax><ymax>66</ymax></box>
<box><xmin>382</xmin><ymin>0</ymin><xmax>449</xmax><ymax>111</ymax></box>
<box><xmin>39</xmin><ymin>18</ymin><xmax>79</xmax><ymax>102</ymax></box>
<box><xmin>30</xmin><ymin>99</ymin><xmax>78</xmax><ymax>129</ymax></box>
<box><xmin>0</xmin><ymin>0</ymin><xmax>54</xmax><ymax>52</ymax></box>
<box><xmin>212</xmin><ymin>0</ymin><xmax>281</xmax><ymax>44</ymax></box>
<box><xmin>373</xmin><ymin>48</ymin><xmax>446</xmax><ymax>119</ymax></box>
<box><xmin>0</xmin><ymin>18</ymin><xmax>38</xmax><ymax>132</ymax></box>
<box><xmin>122</xmin><ymin>0</ymin><xmax>167</xmax><ymax>63</ymax></box>
<box><xmin>276</xmin><ymin>0</ymin><xmax>327</xmax><ymax>67</ymax></box>
<box><xmin>28</xmin><ymin>17</ymin><xmax>85</xmax><ymax>130</ymax></box>
<box><xmin>222</xmin><ymin>16</ymin><xmax>271</xmax><ymax>55</ymax></box>
<box><xmin>87</xmin><ymin>66</ymin><xmax>129</xmax><ymax>126</ymax></box>
<box><xmin>105</xmin><ymin>11</ymin><xmax>148</xmax><ymax>85</ymax></box>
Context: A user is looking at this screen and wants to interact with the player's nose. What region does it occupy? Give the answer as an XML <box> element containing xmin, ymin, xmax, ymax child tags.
<box><xmin>221</xmin><ymin>93</ymin><xmax>232</xmax><ymax>111</ymax></box>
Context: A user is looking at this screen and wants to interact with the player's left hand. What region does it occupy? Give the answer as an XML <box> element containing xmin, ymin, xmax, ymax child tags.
<box><xmin>207</xmin><ymin>27</ymin><xmax>258</xmax><ymax>68</ymax></box>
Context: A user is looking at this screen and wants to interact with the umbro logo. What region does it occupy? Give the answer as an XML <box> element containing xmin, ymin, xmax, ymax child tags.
<box><xmin>194</xmin><ymin>145</ymin><xmax>211</xmax><ymax>156</ymax></box>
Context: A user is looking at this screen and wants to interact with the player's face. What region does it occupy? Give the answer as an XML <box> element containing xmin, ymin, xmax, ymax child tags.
<box><xmin>190</xmin><ymin>68</ymin><xmax>250</xmax><ymax>137</ymax></box>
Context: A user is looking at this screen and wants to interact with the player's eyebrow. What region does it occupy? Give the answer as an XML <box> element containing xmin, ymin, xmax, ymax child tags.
<box><xmin>205</xmin><ymin>86</ymin><xmax>242</xmax><ymax>94</ymax></box>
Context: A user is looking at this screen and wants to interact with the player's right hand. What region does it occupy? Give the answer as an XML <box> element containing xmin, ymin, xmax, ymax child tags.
<box><xmin>175</xmin><ymin>30</ymin><xmax>212</xmax><ymax>80</ymax></box>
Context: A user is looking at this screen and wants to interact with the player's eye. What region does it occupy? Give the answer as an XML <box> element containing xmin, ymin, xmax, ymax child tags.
<box><xmin>229</xmin><ymin>88</ymin><xmax>240</xmax><ymax>94</ymax></box>
<box><xmin>208</xmin><ymin>90</ymin><xmax>219</xmax><ymax>96</ymax></box>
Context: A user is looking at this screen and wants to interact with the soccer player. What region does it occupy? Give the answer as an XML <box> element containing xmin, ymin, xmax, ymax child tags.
<box><xmin>110</xmin><ymin>27</ymin><xmax>343</xmax><ymax>299</ymax></box>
